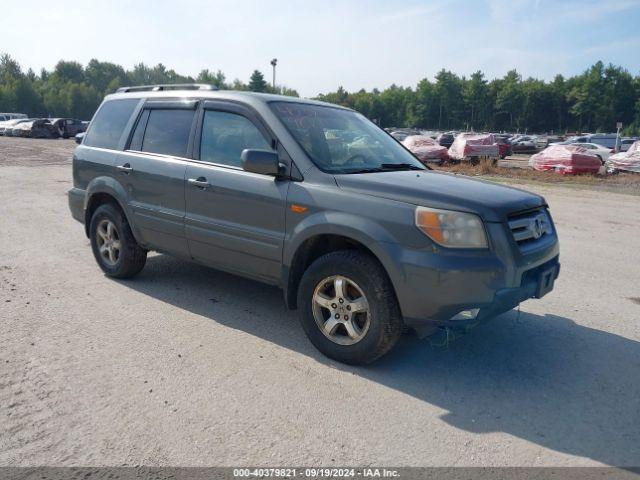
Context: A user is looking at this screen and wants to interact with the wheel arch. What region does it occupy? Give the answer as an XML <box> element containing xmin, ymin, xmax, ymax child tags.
<box><xmin>83</xmin><ymin>177</ymin><xmax>137</xmax><ymax>240</ymax></box>
<box><xmin>283</xmin><ymin>217</ymin><xmax>403</xmax><ymax>310</ymax></box>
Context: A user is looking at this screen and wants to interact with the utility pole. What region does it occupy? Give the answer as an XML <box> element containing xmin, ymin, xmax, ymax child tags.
<box><xmin>270</xmin><ymin>58</ymin><xmax>277</xmax><ymax>91</ymax></box>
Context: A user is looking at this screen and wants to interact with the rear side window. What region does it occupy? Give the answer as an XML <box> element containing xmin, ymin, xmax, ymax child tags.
<box><xmin>592</xmin><ymin>138</ymin><xmax>616</xmax><ymax>148</ymax></box>
<box><xmin>138</xmin><ymin>109</ymin><xmax>195</xmax><ymax>158</ymax></box>
<box><xmin>83</xmin><ymin>99</ymin><xmax>138</xmax><ymax>149</ymax></box>
<box><xmin>200</xmin><ymin>110</ymin><xmax>270</xmax><ymax>167</ymax></box>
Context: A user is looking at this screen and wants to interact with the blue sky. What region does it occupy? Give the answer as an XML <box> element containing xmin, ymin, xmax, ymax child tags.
<box><xmin>2</xmin><ymin>0</ymin><xmax>640</xmax><ymax>96</ymax></box>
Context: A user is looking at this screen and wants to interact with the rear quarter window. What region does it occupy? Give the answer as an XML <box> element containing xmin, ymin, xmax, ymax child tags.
<box><xmin>83</xmin><ymin>99</ymin><xmax>139</xmax><ymax>150</ymax></box>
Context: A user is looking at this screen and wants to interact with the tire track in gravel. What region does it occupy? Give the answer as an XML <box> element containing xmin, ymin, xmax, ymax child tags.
<box><xmin>0</xmin><ymin>264</ymin><xmax>86</xmax><ymax>464</ymax></box>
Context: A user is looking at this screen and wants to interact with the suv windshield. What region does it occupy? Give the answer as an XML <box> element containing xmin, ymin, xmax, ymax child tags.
<box><xmin>270</xmin><ymin>102</ymin><xmax>425</xmax><ymax>174</ymax></box>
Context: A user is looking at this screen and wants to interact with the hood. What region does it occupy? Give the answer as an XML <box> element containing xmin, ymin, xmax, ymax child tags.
<box><xmin>335</xmin><ymin>170</ymin><xmax>545</xmax><ymax>222</ymax></box>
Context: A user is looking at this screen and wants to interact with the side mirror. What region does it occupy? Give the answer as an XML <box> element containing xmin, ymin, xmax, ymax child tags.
<box><xmin>75</xmin><ymin>132</ymin><xmax>85</xmax><ymax>145</ymax></box>
<box><xmin>241</xmin><ymin>149</ymin><xmax>284</xmax><ymax>176</ymax></box>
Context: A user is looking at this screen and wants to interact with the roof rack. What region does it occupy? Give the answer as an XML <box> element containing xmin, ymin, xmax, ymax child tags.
<box><xmin>116</xmin><ymin>84</ymin><xmax>219</xmax><ymax>93</ymax></box>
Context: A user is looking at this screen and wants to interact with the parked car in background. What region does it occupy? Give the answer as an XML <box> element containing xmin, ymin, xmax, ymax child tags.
<box><xmin>543</xmin><ymin>135</ymin><xmax>564</xmax><ymax>146</ymax></box>
<box><xmin>585</xmin><ymin>134</ymin><xmax>619</xmax><ymax>149</ymax></box>
<box><xmin>28</xmin><ymin>119</ymin><xmax>59</xmax><ymax>138</ymax></box>
<box><xmin>390</xmin><ymin>131</ymin><xmax>409</xmax><ymax>141</ymax></box>
<box><xmin>11</xmin><ymin>121</ymin><xmax>37</xmax><ymax>137</ymax></box>
<box><xmin>495</xmin><ymin>137</ymin><xmax>512</xmax><ymax>159</ymax></box>
<box><xmin>436</xmin><ymin>132</ymin><xmax>455</xmax><ymax>148</ymax></box>
<box><xmin>575</xmin><ymin>142</ymin><xmax>613</xmax><ymax>164</ymax></box>
<box><xmin>0</xmin><ymin>118</ymin><xmax>32</xmax><ymax>135</ymax></box>
<box><xmin>561</xmin><ymin>133</ymin><xmax>619</xmax><ymax>150</ymax></box>
<box><xmin>49</xmin><ymin>118</ymin><xmax>87</xmax><ymax>138</ymax></box>
<box><xmin>606</xmin><ymin>141</ymin><xmax>640</xmax><ymax>174</ymax></box>
<box><xmin>619</xmin><ymin>138</ymin><xmax>637</xmax><ymax>152</ymax></box>
<box><xmin>5</xmin><ymin>119</ymin><xmax>36</xmax><ymax>136</ymax></box>
<box><xmin>0</xmin><ymin>112</ymin><xmax>27</xmax><ymax>121</ymax></box>
<box><xmin>510</xmin><ymin>135</ymin><xmax>538</xmax><ymax>153</ymax></box>
<box><xmin>448</xmin><ymin>133</ymin><xmax>499</xmax><ymax>163</ymax></box>
<box><xmin>529</xmin><ymin>145</ymin><xmax>602</xmax><ymax>175</ymax></box>
<box><xmin>402</xmin><ymin>135</ymin><xmax>449</xmax><ymax>164</ymax></box>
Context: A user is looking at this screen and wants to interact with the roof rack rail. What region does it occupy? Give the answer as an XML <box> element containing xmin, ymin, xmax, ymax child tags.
<box><xmin>116</xmin><ymin>84</ymin><xmax>219</xmax><ymax>93</ymax></box>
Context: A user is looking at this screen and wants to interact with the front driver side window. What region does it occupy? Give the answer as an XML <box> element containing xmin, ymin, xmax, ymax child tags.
<box><xmin>200</xmin><ymin>110</ymin><xmax>271</xmax><ymax>167</ymax></box>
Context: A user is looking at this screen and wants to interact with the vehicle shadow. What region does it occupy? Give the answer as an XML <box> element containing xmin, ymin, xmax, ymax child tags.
<box><xmin>122</xmin><ymin>254</ymin><xmax>640</xmax><ymax>467</ymax></box>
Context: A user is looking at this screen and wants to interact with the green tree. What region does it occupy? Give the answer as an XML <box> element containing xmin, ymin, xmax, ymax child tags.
<box><xmin>433</xmin><ymin>70</ymin><xmax>464</xmax><ymax>130</ymax></box>
<box><xmin>248</xmin><ymin>70</ymin><xmax>267</xmax><ymax>92</ymax></box>
<box><xmin>463</xmin><ymin>71</ymin><xmax>489</xmax><ymax>130</ymax></box>
<box><xmin>53</xmin><ymin>60</ymin><xmax>85</xmax><ymax>84</ymax></box>
<box><xmin>495</xmin><ymin>70</ymin><xmax>524</xmax><ymax>131</ymax></box>
<box><xmin>85</xmin><ymin>59</ymin><xmax>126</xmax><ymax>95</ymax></box>
<box><xmin>197</xmin><ymin>69</ymin><xmax>227</xmax><ymax>88</ymax></box>
<box><xmin>1</xmin><ymin>53</ymin><xmax>639</xmax><ymax>136</ymax></box>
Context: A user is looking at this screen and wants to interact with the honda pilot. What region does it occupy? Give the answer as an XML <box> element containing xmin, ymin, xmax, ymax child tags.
<box><xmin>68</xmin><ymin>84</ymin><xmax>560</xmax><ymax>364</ymax></box>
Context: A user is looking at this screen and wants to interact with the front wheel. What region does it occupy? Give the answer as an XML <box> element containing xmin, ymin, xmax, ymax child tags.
<box><xmin>297</xmin><ymin>250</ymin><xmax>403</xmax><ymax>365</ymax></box>
<box><xmin>89</xmin><ymin>204</ymin><xmax>147</xmax><ymax>278</ymax></box>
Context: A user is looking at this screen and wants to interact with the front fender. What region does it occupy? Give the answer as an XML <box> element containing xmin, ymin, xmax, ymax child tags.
<box><xmin>283</xmin><ymin>210</ymin><xmax>408</xmax><ymax>309</ymax></box>
<box><xmin>284</xmin><ymin>210</ymin><xmax>398</xmax><ymax>266</ymax></box>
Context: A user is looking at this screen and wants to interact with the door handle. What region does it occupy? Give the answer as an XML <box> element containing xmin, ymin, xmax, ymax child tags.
<box><xmin>188</xmin><ymin>177</ymin><xmax>210</xmax><ymax>189</ymax></box>
<box><xmin>116</xmin><ymin>164</ymin><xmax>133</xmax><ymax>173</ymax></box>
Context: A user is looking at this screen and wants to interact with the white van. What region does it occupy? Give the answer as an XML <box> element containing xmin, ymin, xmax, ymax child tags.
<box><xmin>564</xmin><ymin>134</ymin><xmax>619</xmax><ymax>149</ymax></box>
<box><xmin>0</xmin><ymin>113</ymin><xmax>28</xmax><ymax>122</ymax></box>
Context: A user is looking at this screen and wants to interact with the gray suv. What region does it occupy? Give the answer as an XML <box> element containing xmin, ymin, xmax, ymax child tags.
<box><xmin>68</xmin><ymin>84</ymin><xmax>560</xmax><ymax>364</ymax></box>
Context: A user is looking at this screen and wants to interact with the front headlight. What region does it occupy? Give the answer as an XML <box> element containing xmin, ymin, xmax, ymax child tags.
<box><xmin>415</xmin><ymin>206</ymin><xmax>488</xmax><ymax>249</ymax></box>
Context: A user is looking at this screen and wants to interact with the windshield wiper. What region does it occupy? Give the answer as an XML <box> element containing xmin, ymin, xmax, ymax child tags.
<box><xmin>341</xmin><ymin>167</ymin><xmax>386</xmax><ymax>174</ymax></box>
<box><xmin>339</xmin><ymin>163</ymin><xmax>426</xmax><ymax>175</ymax></box>
<box><xmin>379</xmin><ymin>163</ymin><xmax>425</xmax><ymax>171</ymax></box>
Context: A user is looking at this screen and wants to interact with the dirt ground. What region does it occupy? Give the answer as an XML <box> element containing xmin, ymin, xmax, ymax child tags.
<box><xmin>1</xmin><ymin>137</ymin><xmax>639</xmax><ymax>467</ymax></box>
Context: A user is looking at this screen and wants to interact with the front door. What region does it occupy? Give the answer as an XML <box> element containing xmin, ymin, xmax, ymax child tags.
<box><xmin>184</xmin><ymin>104</ymin><xmax>288</xmax><ymax>283</ymax></box>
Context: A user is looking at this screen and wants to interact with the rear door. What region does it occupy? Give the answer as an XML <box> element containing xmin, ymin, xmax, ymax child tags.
<box><xmin>116</xmin><ymin>100</ymin><xmax>198</xmax><ymax>258</ymax></box>
<box><xmin>184</xmin><ymin>101</ymin><xmax>288</xmax><ymax>283</ymax></box>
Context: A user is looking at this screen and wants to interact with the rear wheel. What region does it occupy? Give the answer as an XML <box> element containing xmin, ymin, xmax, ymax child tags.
<box><xmin>297</xmin><ymin>250</ymin><xmax>403</xmax><ymax>365</ymax></box>
<box><xmin>89</xmin><ymin>204</ymin><xmax>146</xmax><ymax>278</ymax></box>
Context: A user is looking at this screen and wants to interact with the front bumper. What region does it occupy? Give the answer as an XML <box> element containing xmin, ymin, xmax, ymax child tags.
<box><xmin>384</xmin><ymin>223</ymin><xmax>560</xmax><ymax>335</ymax></box>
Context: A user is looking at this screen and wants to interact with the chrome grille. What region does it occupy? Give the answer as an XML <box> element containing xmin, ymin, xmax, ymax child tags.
<box><xmin>508</xmin><ymin>209</ymin><xmax>553</xmax><ymax>246</ymax></box>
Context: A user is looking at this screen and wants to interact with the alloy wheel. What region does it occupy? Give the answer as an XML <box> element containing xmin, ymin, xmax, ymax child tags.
<box><xmin>96</xmin><ymin>219</ymin><xmax>121</xmax><ymax>266</ymax></box>
<box><xmin>312</xmin><ymin>275</ymin><xmax>371</xmax><ymax>345</ymax></box>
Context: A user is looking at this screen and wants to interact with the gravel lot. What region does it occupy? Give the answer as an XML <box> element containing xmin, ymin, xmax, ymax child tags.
<box><xmin>1</xmin><ymin>137</ymin><xmax>639</xmax><ymax>467</ymax></box>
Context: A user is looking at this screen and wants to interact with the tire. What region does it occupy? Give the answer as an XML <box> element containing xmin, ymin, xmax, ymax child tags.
<box><xmin>89</xmin><ymin>203</ymin><xmax>147</xmax><ymax>278</ymax></box>
<box><xmin>297</xmin><ymin>250</ymin><xmax>403</xmax><ymax>365</ymax></box>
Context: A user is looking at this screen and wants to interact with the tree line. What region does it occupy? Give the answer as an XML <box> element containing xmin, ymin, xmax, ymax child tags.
<box><xmin>1</xmin><ymin>53</ymin><xmax>638</xmax><ymax>136</ymax></box>
<box><xmin>318</xmin><ymin>63</ymin><xmax>640</xmax><ymax>136</ymax></box>
<box><xmin>0</xmin><ymin>54</ymin><xmax>298</xmax><ymax>121</ymax></box>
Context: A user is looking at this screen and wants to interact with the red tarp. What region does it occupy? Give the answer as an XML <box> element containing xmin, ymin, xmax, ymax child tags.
<box><xmin>448</xmin><ymin>133</ymin><xmax>498</xmax><ymax>160</ymax></box>
<box><xmin>402</xmin><ymin>135</ymin><xmax>449</xmax><ymax>163</ymax></box>
<box><xmin>607</xmin><ymin>141</ymin><xmax>640</xmax><ymax>173</ymax></box>
<box><xmin>529</xmin><ymin>145</ymin><xmax>601</xmax><ymax>175</ymax></box>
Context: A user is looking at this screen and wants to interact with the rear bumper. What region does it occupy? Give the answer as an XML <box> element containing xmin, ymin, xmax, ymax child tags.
<box><xmin>68</xmin><ymin>187</ymin><xmax>85</xmax><ymax>224</ymax></box>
